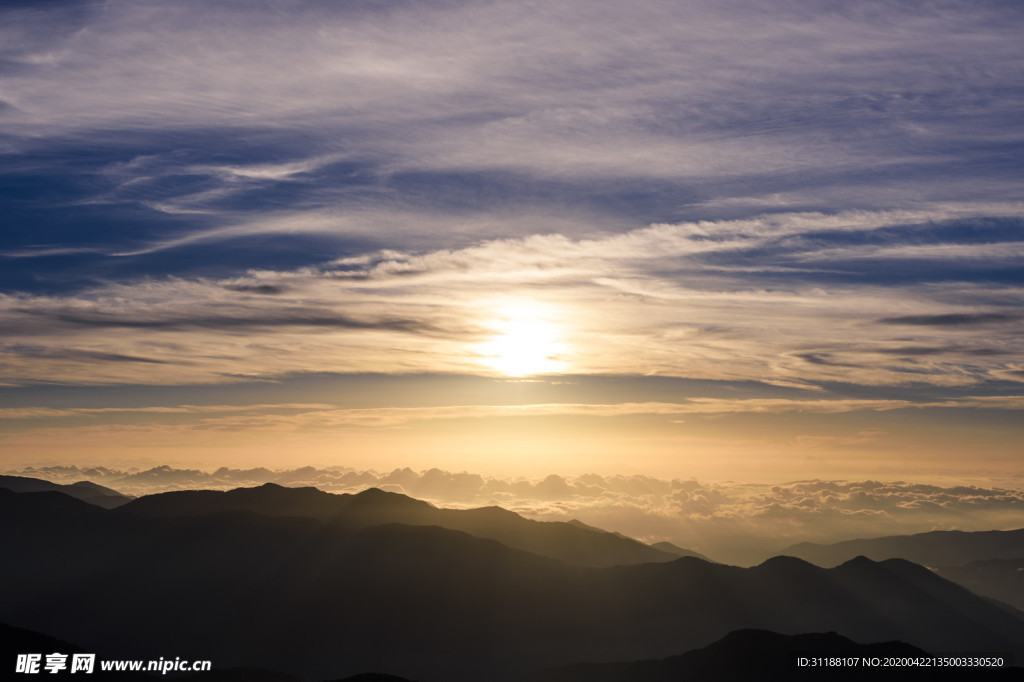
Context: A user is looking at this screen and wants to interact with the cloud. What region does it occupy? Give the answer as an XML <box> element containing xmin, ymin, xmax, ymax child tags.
<box><xmin>1</xmin><ymin>343</ymin><xmax>171</xmax><ymax>365</ymax></box>
<box><xmin>0</xmin><ymin>403</ymin><xmax>334</xmax><ymax>420</ymax></box>
<box><xmin>872</xmin><ymin>346</ymin><xmax>1008</xmax><ymax>357</ymax></box>
<box><xmin>878</xmin><ymin>313</ymin><xmax>1018</xmax><ymax>327</ymax></box>
<box><xmin>222</xmin><ymin>284</ymin><xmax>288</xmax><ymax>295</ymax></box>
<box><xmin>4</xmin><ymin>395</ymin><xmax>1023</xmax><ymax>448</ymax></box>
<box><xmin>0</xmin><ymin>206</ymin><xmax>1022</xmax><ymax>389</ymax></box>
<box><xmin>2</xmin><ymin>0</ymin><xmax>1022</xmax><ymax>240</ymax></box>
<box><xmin>19</xmin><ymin>307</ymin><xmax>442</xmax><ymax>334</ymax></box>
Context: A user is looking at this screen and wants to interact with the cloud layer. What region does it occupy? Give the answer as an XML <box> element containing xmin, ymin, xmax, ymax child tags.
<box><xmin>1</xmin><ymin>207</ymin><xmax>1022</xmax><ymax>390</ymax></box>
<box><xmin>3</xmin><ymin>0</ymin><xmax>1023</xmax><ymax>272</ymax></box>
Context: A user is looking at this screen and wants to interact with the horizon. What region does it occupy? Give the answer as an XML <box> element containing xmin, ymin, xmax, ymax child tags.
<box><xmin>8</xmin><ymin>461</ymin><xmax>1024</xmax><ymax>566</ymax></box>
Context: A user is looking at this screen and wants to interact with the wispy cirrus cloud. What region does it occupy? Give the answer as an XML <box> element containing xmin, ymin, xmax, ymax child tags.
<box><xmin>878</xmin><ymin>313</ymin><xmax>1019</xmax><ymax>327</ymax></box>
<box><xmin>2</xmin><ymin>0</ymin><xmax>1022</xmax><ymax>280</ymax></box>
<box><xmin>7</xmin><ymin>396</ymin><xmax>1024</xmax><ymax>427</ymax></box>
<box><xmin>1</xmin><ymin>207</ymin><xmax>1021</xmax><ymax>389</ymax></box>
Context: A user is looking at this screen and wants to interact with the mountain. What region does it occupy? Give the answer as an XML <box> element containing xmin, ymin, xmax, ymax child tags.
<box><xmin>525</xmin><ymin>628</ymin><xmax>1023</xmax><ymax>681</ymax></box>
<box><xmin>1</xmin><ymin>621</ymin><xmax>311</xmax><ymax>682</ymax></box>
<box><xmin>177</xmin><ymin>669</ymin><xmax>303</xmax><ymax>681</ymax></box>
<box><xmin>327</xmin><ymin>671</ymin><xmax>423</xmax><ymax>675</ymax></box>
<box><xmin>1</xmin><ymin>622</ymin><xmax>86</xmax><ymax>658</ymax></box>
<box><xmin>935</xmin><ymin>557</ymin><xmax>1024</xmax><ymax>612</ymax></box>
<box><xmin>781</xmin><ymin>528</ymin><xmax>1024</xmax><ymax>613</ymax></box>
<box><xmin>3</xmin><ymin>486</ymin><xmax>1024</xmax><ymax>682</ymax></box>
<box><xmin>0</xmin><ymin>622</ymin><xmax>152</xmax><ymax>680</ymax></box>
<box><xmin>781</xmin><ymin>528</ymin><xmax>1024</xmax><ymax>568</ymax></box>
<box><xmin>0</xmin><ymin>474</ymin><xmax>132</xmax><ymax>509</ymax></box>
<box><xmin>649</xmin><ymin>541</ymin><xmax>712</xmax><ymax>562</ymax></box>
<box><xmin>117</xmin><ymin>483</ymin><xmax>681</xmax><ymax>568</ymax></box>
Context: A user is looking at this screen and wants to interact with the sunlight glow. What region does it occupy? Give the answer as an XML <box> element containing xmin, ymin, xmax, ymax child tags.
<box><xmin>476</xmin><ymin>302</ymin><xmax>568</xmax><ymax>376</ymax></box>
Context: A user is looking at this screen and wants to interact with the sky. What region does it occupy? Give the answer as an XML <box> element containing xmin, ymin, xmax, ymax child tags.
<box><xmin>1</xmin><ymin>0</ymin><xmax>1023</xmax><ymax>493</ymax></box>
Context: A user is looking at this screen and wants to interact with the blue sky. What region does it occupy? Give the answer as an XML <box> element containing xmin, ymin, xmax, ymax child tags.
<box><xmin>1</xmin><ymin>0</ymin><xmax>1022</xmax><ymax>481</ymax></box>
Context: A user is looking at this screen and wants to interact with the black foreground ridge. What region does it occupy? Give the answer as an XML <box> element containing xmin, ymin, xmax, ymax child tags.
<box><xmin>2</xmin><ymin>485</ymin><xmax>1023</xmax><ymax>681</ymax></box>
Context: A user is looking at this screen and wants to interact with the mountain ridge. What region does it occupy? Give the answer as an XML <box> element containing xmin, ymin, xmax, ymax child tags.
<box><xmin>781</xmin><ymin>527</ymin><xmax>1024</xmax><ymax>612</ymax></box>
<box><xmin>0</xmin><ymin>474</ymin><xmax>132</xmax><ymax>509</ymax></box>
<box><xmin>4</xmin><ymin>486</ymin><xmax>1023</xmax><ymax>681</ymax></box>
<box><xmin>116</xmin><ymin>483</ymin><xmax>682</xmax><ymax>568</ymax></box>
<box><xmin>525</xmin><ymin>628</ymin><xmax>1024</xmax><ymax>681</ymax></box>
<box><xmin>782</xmin><ymin>528</ymin><xmax>1024</xmax><ymax>567</ymax></box>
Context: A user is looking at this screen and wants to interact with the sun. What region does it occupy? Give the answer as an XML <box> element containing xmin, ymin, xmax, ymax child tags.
<box><xmin>476</xmin><ymin>302</ymin><xmax>568</xmax><ymax>376</ymax></box>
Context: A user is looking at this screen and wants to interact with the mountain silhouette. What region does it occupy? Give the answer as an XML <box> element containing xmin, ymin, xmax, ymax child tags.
<box><xmin>0</xmin><ymin>622</ymin><xmax>152</xmax><ymax>680</ymax></box>
<box><xmin>935</xmin><ymin>557</ymin><xmax>1024</xmax><ymax>612</ymax></box>
<box><xmin>648</xmin><ymin>540</ymin><xmax>712</xmax><ymax>561</ymax></box>
<box><xmin>782</xmin><ymin>528</ymin><xmax>1024</xmax><ymax>568</ymax></box>
<box><xmin>2</xmin><ymin>622</ymin><xmax>321</xmax><ymax>682</ymax></box>
<box><xmin>1</xmin><ymin>622</ymin><xmax>85</xmax><ymax>658</ymax></box>
<box><xmin>117</xmin><ymin>483</ymin><xmax>681</xmax><ymax>568</ymax></box>
<box><xmin>327</xmin><ymin>671</ymin><xmax>423</xmax><ymax>675</ymax></box>
<box><xmin>3</xmin><ymin>486</ymin><xmax>1023</xmax><ymax>682</ymax></box>
<box><xmin>525</xmin><ymin>628</ymin><xmax>1024</xmax><ymax>681</ymax></box>
<box><xmin>177</xmin><ymin>668</ymin><xmax>304</xmax><ymax>681</ymax></box>
<box><xmin>782</xmin><ymin>528</ymin><xmax>1024</xmax><ymax>614</ymax></box>
<box><xmin>0</xmin><ymin>474</ymin><xmax>132</xmax><ymax>509</ymax></box>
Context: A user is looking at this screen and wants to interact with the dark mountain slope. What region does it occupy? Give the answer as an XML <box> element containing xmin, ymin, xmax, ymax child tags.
<box><xmin>0</xmin><ymin>474</ymin><xmax>132</xmax><ymax>508</ymax></box>
<box><xmin>117</xmin><ymin>483</ymin><xmax>680</xmax><ymax>567</ymax></box>
<box><xmin>0</xmin><ymin>622</ymin><xmax>86</xmax><ymax>658</ymax></box>
<box><xmin>649</xmin><ymin>540</ymin><xmax>712</xmax><ymax>561</ymax></box>
<box><xmin>935</xmin><ymin>557</ymin><xmax>1024</xmax><ymax>612</ymax></box>
<box><xmin>4</xmin><ymin>488</ymin><xmax>1024</xmax><ymax>682</ymax></box>
<box><xmin>525</xmin><ymin>629</ymin><xmax>1023</xmax><ymax>681</ymax></box>
<box><xmin>0</xmin><ymin>622</ymin><xmax>154</xmax><ymax>680</ymax></box>
<box><xmin>782</xmin><ymin>527</ymin><xmax>1024</xmax><ymax>615</ymax></box>
<box><xmin>782</xmin><ymin>528</ymin><xmax>1024</xmax><ymax>568</ymax></box>
<box><xmin>178</xmin><ymin>669</ymin><xmax>303</xmax><ymax>681</ymax></box>
<box><xmin>325</xmin><ymin>676</ymin><xmax>420</xmax><ymax>682</ymax></box>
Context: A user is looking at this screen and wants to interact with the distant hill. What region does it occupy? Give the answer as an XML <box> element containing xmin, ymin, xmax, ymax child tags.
<box><xmin>118</xmin><ymin>483</ymin><xmax>683</xmax><ymax>568</ymax></box>
<box><xmin>0</xmin><ymin>622</ymin><xmax>86</xmax><ymax>658</ymax></box>
<box><xmin>177</xmin><ymin>668</ymin><xmax>303</xmax><ymax>681</ymax></box>
<box><xmin>327</xmin><ymin>671</ymin><xmax>423</xmax><ymax>675</ymax></box>
<box><xmin>0</xmin><ymin>474</ymin><xmax>132</xmax><ymax>509</ymax></box>
<box><xmin>1</xmin><ymin>621</ymin><xmax>311</xmax><ymax>681</ymax></box>
<box><xmin>3</xmin><ymin>486</ymin><xmax>1024</xmax><ymax>682</ymax></box>
<box><xmin>781</xmin><ymin>528</ymin><xmax>1024</xmax><ymax>568</ymax></box>
<box><xmin>525</xmin><ymin>628</ymin><xmax>1023</xmax><ymax>681</ymax></box>
<box><xmin>781</xmin><ymin>528</ymin><xmax>1024</xmax><ymax>612</ymax></box>
<box><xmin>0</xmin><ymin>623</ymin><xmax>151</xmax><ymax>680</ymax></box>
<box><xmin>649</xmin><ymin>541</ymin><xmax>712</xmax><ymax>562</ymax></box>
<box><xmin>935</xmin><ymin>557</ymin><xmax>1024</xmax><ymax>612</ymax></box>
